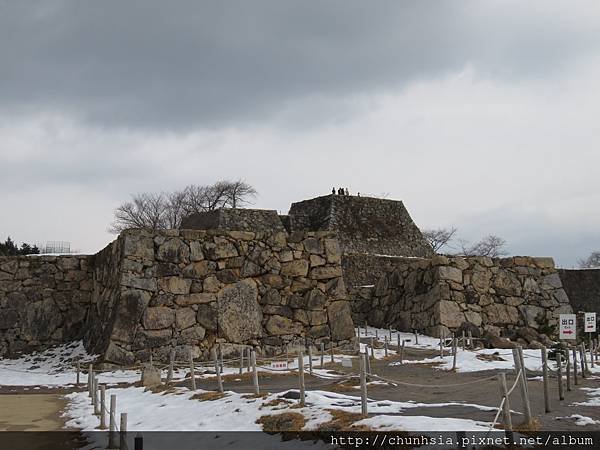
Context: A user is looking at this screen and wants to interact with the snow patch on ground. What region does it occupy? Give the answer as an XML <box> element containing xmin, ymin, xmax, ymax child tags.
<box><xmin>63</xmin><ymin>386</ymin><xmax>499</xmax><ymax>432</ymax></box>
<box><xmin>556</xmin><ymin>414</ymin><xmax>600</xmax><ymax>426</ymax></box>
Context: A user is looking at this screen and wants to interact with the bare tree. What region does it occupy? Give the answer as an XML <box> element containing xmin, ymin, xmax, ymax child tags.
<box><xmin>226</xmin><ymin>179</ymin><xmax>257</xmax><ymax>208</ymax></box>
<box><xmin>422</xmin><ymin>227</ymin><xmax>457</xmax><ymax>252</ymax></box>
<box><xmin>579</xmin><ymin>251</ymin><xmax>600</xmax><ymax>268</ymax></box>
<box><xmin>109</xmin><ymin>180</ymin><xmax>258</xmax><ymax>233</ymax></box>
<box><xmin>457</xmin><ymin>235</ymin><xmax>508</xmax><ymax>258</ymax></box>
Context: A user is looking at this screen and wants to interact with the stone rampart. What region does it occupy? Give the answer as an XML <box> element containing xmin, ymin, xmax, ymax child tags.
<box><xmin>358</xmin><ymin>255</ymin><xmax>572</xmax><ymax>339</ymax></box>
<box><xmin>85</xmin><ymin>228</ymin><xmax>355</xmax><ymax>365</ymax></box>
<box><xmin>559</xmin><ymin>268</ymin><xmax>600</xmax><ymax>315</ymax></box>
<box><xmin>0</xmin><ymin>255</ymin><xmax>94</xmax><ymax>355</ymax></box>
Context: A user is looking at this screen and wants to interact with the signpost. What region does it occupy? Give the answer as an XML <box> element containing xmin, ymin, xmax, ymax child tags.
<box><xmin>584</xmin><ymin>312</ymin><xmax>597</xmax><ymax>333</ymax></box>
<box><xmin>559</xmin><ymin>314</ymin><xmax>577</xmax><ymax>340</ymax></box>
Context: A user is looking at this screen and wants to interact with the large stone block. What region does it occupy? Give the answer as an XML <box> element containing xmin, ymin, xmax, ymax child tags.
<box><xmin>143</xmin><ymin>307</ymin><xmax>175</xmax><ymax>330</ymax></box>
<box><xmin>327</xmin><ymin>301</ymin><xmax>355</xmax><ymax>341</ymax></box>
<box><xmin>217</xmin><ymin>280</ymin><xmax>262</xmax><ymax>342</ymax></box>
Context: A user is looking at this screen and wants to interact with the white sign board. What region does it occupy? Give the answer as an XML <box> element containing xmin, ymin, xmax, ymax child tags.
<box><xmin>270</xmin><ymin>361</ymin><xmax>288</xmax><ymax>370</ymax></box>
<box><xmin>341</xmin><ymin>357</ymin><xmax>353</xmax><ymax>368</ymax></box>
<box><xmin>585</xmin><ymin>312</ymin><xmax>597</xmax><ymax>333</ymax></box>
<box><xmin>559</xmin><ymin>314</ymin><xmax>577</xmax><ymax>340</ymax></box>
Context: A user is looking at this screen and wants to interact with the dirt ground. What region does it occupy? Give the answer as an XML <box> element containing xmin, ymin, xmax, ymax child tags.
<box><xmin>0</xmin><ymin>394</ymin><xmax>68</xmax><ymax>431</ymax></box>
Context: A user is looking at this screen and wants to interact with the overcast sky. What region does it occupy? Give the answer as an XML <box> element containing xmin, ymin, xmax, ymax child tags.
<box><xmin>1</xmin><ymin>1</ymin><xmax>599</xmax><ymax>266</ymax></box>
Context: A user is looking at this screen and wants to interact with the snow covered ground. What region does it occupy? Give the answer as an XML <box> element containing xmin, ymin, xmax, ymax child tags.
<box><xmin>63</xmin><ymin>386</ymin><xmax>497</xmax><ymax>432</ymax></box>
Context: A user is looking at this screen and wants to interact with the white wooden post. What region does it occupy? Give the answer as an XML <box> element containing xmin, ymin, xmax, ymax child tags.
<box><xmin>298</xmin><ymin>352</ymin><xmax>305</xmax><ymax>406</ymax></box>
<box><xmin>251</xmin><ymin>350</ymin><xmax>259</xmax><ymax>395</ymax></box>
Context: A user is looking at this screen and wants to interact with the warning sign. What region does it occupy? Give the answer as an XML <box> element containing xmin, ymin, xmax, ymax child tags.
<box><xmin>559</xmin><ymin>314</ymin><xmax>577</xmax><ymax>340</ymax></box>
<box><xmin>584</xmin><ymin>312</ymin><xmax>597</xmax><ymax>333</ymax></box>
<box><xmin>270</xmin><ymin>361</ymin><xmax>288</xmax><ymax>370</ymax></box>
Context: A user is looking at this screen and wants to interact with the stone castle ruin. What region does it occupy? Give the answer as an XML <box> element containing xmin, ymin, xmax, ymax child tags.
<box><xmin>1</xmin><ymin>193</ymin><xmax>598</xmax><ymax>364</ymax></box>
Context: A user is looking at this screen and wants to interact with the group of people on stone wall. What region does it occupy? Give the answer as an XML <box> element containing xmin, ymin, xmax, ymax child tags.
<box><xmin>332</xmin><ymin>187</ymin><xmax>352</xmax><ymax>196</ymax></box>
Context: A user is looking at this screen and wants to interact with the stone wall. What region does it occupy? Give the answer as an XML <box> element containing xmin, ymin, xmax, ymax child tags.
<box><xmin>559</xmin><ymin>268</ymin><xmax>600</xmax><ymax>315</ymax></box>
<box><xmin>181</xmin><ymin>208</ymin><xmax>285</xmax><ymax>232</ymax></box>
<box><xmin>87</xmin><ymin>228</ymin><xmax>355</xmax><ymax>365</ymax></box>
<box><xmin>0</xmin><ymin>255</ymin><xmax>94</xmax><ymax>356</ymax></box>
<box><xmin>358</xmin><ymin>255</ymin><xmax>573</xmax><ymax>339</ymax></box>
<box><xmin>288</xmin><ymin>195</ymin><xmax>434</xmax><ymax>258</ymax></box>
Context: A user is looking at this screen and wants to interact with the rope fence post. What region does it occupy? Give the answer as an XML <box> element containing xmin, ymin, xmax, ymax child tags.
<box><xmin>108</xmin><ymin>394</ymin><xmax>117</xmax><ymax>449</ymax></box>
<box><xmin>365</xmin><ymin>349</ymin><xmax>371</xmax><ymax>375</ymax></box>
<box><xmin>557</xmin><ymin>352</ymin><xmax>564</xmax><ymax>401</ymax></box>
<box><xmin>400</xmin><ymin>340</ymin><xmax>405</xmax><ymax>364</ymax></box>
<box><xmin>87</xmin><ymin>364</ymin><xmax>93</xmax><ymax>398</ymax></box>
<box><xmin>360</xmin><ymin>352</ymin><xmax>368</xmax><ymax>418</ymax></box>
<box><xmin>167</xmin><ymin>348</ymin><xmax>175</xmax><ymax>385</ymax></box>
<box><xmin>461</xmin><ymin>331</ymin><xmax>466</xmax><ymax>351</ymax></box>
<box><xmin>541</xmin><ymin>346</ymin><xmax>550</xmax><ymax>413</ymax></box>
<box><xmin>246</xmin><ymin>347</ymin><xmax>251</xmax><ymax>373</ymax></box>
<box><xmin>320</xmin><ymin>342</ymin><xmax>324</xmax><ymax>368</ymax></box>
<box><xmin>572</xmin><ymin>347</ymin><xmax>579</xmax><ymax>385</ymax></box>
<box><xmin>214</xmin><ymin>350</ymin><xmax>223</xmax><ymax>393</ymax></box>
<box><xmin>100</xmin><ymin>384</ymin><xmax>107</xmax><ymax>429</ymax></box>
<box><xmin>389</xmin><ymin>326</ymin><xmax>392</xmax><ymax>341</ymax></box>
<box><xmin>579</xmin><ymin>345</ymin><xmax>586</xmax><ymax>379</ymax></box>
<box><xmin>414</xmin><ymin>330</ymin><xmax>418</xmax><ymax>345</ymax></box>
<box><xmin>93</xmin><ymin>377</ymin><xmax>100</xmax><ymax>416</ymax></box>
<box><xmin>219</xmin><ymin>344</ymin><xmax>224</xmax><ymax>374</ymax></box>
<box><xmin>590</xmin><ymin>336</ymin><xmax>595</xmax><ymax>369</ymax></box>
<box><xmin>308</xmin><ymin>345</ymin><xmax>313</xmax><ymax>375</ymax></box>
<box><xmin>582</xmin><ymin>343</ymin><xmax>589</xmax><ymax>375</ymax></box>
<box><xmin>384</xmin><ymin>336</ymin><xmax>388</xmax><ymax>358</ymax></box>
<box><xmin>251</xmin><ymin>350</ymin><xmax>259</xmax><ymax>395</ymax></box>
<box><xmin>468</xmin><ymin>330</ymin><xmax>473</xmax><ymax>349</ymax></box>
<box><xmin>566</xmin><ymin>349</ymin><xmax>571</xmax><ymax>392</ymax></box>
<box><xmin>512</xmin><ymin>347</ymin><xmax>532</xmax><ymax>424</ymax></box>
<box><xmin>439</xmin><ymin>336</ymin><xmax>444</xmax><ymax>359</ymax></box>
<box><xmin>517</xmin><ymin>346</ymin><xmax>530</xmax><ymax>400</ymax></box>
<box><xmin>497</xmin><ymin>372</ymin><xmax>512</xmax><ymax>432</ymax></box>
<box><xmin>396</xmin><ymin>333</ymin><xmax>400</xmax><ymax>352</ymax></box>
<box><xmin>452</xmin><ymin>338</ymin><xmax>458</xmax><ymax>371</ymax></box>
<box><xmin>375</xmin><ymin>329</ymin><xmax>378</xmax><ymax>340</ymax></box>
<box><xmin>76</xmin><ymin>360</ymin><xmax>80</xmax><ymax>386</ymax></box>
<box><xmin>298</xmin><ymin>352</ymin><xmax>305</xmax><ymax>407</ymax></box>
<box><xmin>330</xmin><ymin>341</ymin><xmax>334</xmax><ymax>363</ymax></box>
<box><xmin>189</xmin><ymin>350</ymin><xmax>196</xmax><ymax>391</ymax></box>
<box><xmin>119</xmin><ymin>413</ymin><xmax>127</xmax><ymax>450</ymax></box>
<box><xmin>369</xmin><ymin>337</ymin><xmax>374</xmax><ymax>359</ymax></box>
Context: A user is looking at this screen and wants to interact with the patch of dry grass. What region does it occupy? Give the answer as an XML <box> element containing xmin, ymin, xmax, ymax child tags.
<box><xmin>190</xmin><ymin>391</ymin><xmax>228</xmax><ymax>401</ymax></box>
<box><xmin>316</xmin><ymin>409</ymin><xmax>371</xmax><ymax>431</ymax></box>
<box><xmin>256</xmin><ymin>412</ymin><xmax>306</xmax><ymax>432</ymax></box>
<box><xmin>513</xmin><ymin>418</ymin><xmax>541</xmax><ymax>433</ymax></box>
<box><xmin>260</xmin><ymin>398</ymin><xmax>293</xmax><ymax>409</ymax></box>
